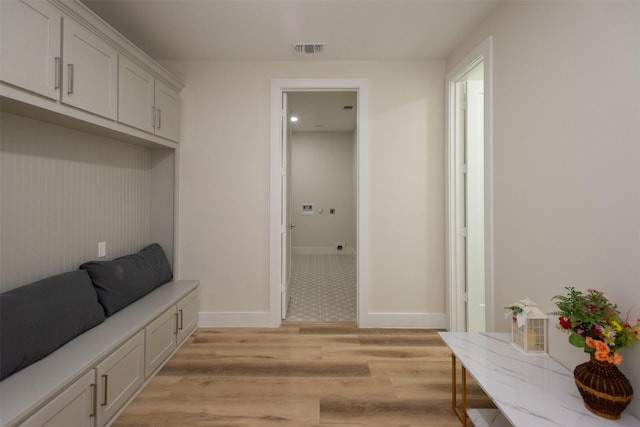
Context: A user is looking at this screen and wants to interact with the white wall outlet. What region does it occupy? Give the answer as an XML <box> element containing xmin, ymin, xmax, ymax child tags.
<box><xmin>98</xmin><ymin>241</ymin><xmax>106</xmax><ymax>258</ymax></box>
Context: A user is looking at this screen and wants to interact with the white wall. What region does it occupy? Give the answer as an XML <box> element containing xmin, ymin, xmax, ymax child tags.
<box><xmin>448</xmin><ymin>1</ymin><xmax>640</xmax><ymax>417</ymax></box>
<box><xmin>162</xmin><ymin>60</ymin><xmax>446</xmax><ymax>326</ymax></box>
<box><xmin>291</xmin><ymin>131</ymin><xmax>355</xmax><ymax>253</ymax></box>
<box><xmin>0</xmin><ymin>112</ymin><xmax>155</xmax><ymax>291</ymax></box>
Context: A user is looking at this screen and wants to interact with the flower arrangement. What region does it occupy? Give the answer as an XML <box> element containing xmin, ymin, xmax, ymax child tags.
<box><xmin>551</xmin><ymin>287</ymin><xmax>640</xmax><ymax>365</ymax></box>
<box><xmin>504</xmin><ymin>303</ymin><xmax>524</xmax><ymax>320</ymax></box>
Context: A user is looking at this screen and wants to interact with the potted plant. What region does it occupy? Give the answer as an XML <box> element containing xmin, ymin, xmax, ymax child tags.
<box><xmin>551</xmin><ymin>286</ymin><xmax>640</xmax><ymax>419</ymax></box>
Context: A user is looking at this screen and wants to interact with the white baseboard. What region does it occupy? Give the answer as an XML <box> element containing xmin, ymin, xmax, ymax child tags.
<box><xmin>359</xmin><ymin>312</ymin><xmax>447</xmax><ymax>329</ymax></box>
<box><xmin>292</xmin><ymin>246</ymin><xmax>356</xmax><ymax>255</ymax></box>
<box><xmin>198</xmin><ymin>311</ymin><xmax>272</xmax><ymax>327</ymax></box>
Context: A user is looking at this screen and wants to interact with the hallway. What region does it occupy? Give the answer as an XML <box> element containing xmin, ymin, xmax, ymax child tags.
<box><xmin>285</xmin><ymin>255</ymin><xmax>356</xmax><ymax>322</ymax></box>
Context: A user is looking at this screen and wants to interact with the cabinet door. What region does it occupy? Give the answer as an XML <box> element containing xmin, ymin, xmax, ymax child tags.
<box><xmin>62</xmin><ymin>18</ymin><xmax>118</xmax><ymax>120</ymax></box>
<box><xmin>177</xmin><ymin>290</ymin><xmax>198</xmax><ymax>344</ymax></box>
<box><xmin>144</xmin><ymin>306</ymin><xmax>177</xmax><ymax>378</ymax></box>
<box><xmin>118</xmin><ymin>55</ymin><xmax>155</xmax><ymax>134</ymax></box>
<box><xmin>21</xmin><ymin>370</ymin><xmax>96</xmax><ymax>427</ymax></box>
<box><xmin>95</xmin><ymin>331</ymin><xmax>144</xmax><ymax>427</ymax></box>
<box><xmin>154</xmin><ymin>79</ymin><xmax>180</xmax><ymax>142</ymax></box>
<box><xmin>0</xmin><ymin>0</ymin><xmax>61</xmax><ymax>100</ymax></box>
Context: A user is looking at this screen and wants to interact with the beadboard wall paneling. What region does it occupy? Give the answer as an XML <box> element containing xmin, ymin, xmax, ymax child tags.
<box><xmin>0</xmin><ymin>112</ymin><xmax>152</xmax><ymax>292</ymax></box>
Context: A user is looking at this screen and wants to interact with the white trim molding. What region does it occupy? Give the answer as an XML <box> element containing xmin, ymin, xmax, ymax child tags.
<box><xmin>445</xmin><ymin>36</ymin><xmax>494</xmax><ymax>332</ymax></box>
<box><xmin>363</xmin><ymin>312</ymin><xmax>447</xmax><ymax>329</ymax></box>
<box><xmin>270</xmin><ymin>78</ymin><xmax>369</xmax><ymax>328</ymax></box>
<box><xmin>199</xmin><ymin>312</ymin><xmax>272</xmax><ymax>327</ymax></box>
<box><xmin>292</xmin><ymin>247</ymin><xmax>356</xmax><ymax>256</ymax></box>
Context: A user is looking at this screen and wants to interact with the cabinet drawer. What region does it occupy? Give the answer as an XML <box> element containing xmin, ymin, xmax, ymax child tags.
<box><xmin>177</xmin><ymin>289</ymin><xmax>198</xmax><ymax>344</ymax></box>
<box><xmin>145</xmin><ymin>306</ymin><xmax>177</xmax><ymax>378</ymax></box>
<box><xmin>20</xmin><ymin>369</ymin><xmax>96</xmax><ymax>427</ymax></box>
<box><xmin>95</xmin><ymin>330</ymin><xmax>144</xmax><ymax>427</ymax></box>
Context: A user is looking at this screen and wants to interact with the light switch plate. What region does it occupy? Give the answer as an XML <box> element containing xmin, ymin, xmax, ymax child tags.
<box><xmin>98</xmin><ymin>241</ymin><xmax>106</xmax><ymax>258</ymax></box>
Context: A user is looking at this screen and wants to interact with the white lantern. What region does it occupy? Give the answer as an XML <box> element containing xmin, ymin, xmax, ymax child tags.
<box><xmin>508</xmin><ymin>298</ymin><xmax>549</xmax><ymax>354</ymax></box>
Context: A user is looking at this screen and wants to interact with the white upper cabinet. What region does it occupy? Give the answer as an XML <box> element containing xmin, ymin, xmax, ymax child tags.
<box><xmin>62</xmin><ymin>17</ymin><xmax>118</xmax><ymax>120</ymax></box>
<box><xmin>154</xmin><ymin>79</ymin><xmax>180</xmax><ymax>142</ymax></box>
<box><xmin>0</xmin><ymin>0</ymin><xmax>62</xmax><ymax>100</ymax></box>
<box><xmin>119</xmin><ymin>55</ymin><xmax>180</xmax><ymax>142</ymax></box>
<box><xmin>0</xmin><ymin>0</ymin><xmax>182</xmax><ymax>146</ymax></box>
<box><xmin>118</xmin><ymin>55</ymin><xmax>155</xmax><ymax>134</ymax></box>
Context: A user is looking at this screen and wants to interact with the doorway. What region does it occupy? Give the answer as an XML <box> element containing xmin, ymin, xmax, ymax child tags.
<box><xmin>446</xmin><ymin>37</ymin><xmax>494</xmax><ymax>332</ymax></box>
<box><xmin>269</xmin><ymin>78</ymin><xmax>369</xmax><ymax>327</ymax></box>
<box><xmin>285</xmin><ymin>91</ymin><xmax>357</xmax><ymax>322</ymax></box>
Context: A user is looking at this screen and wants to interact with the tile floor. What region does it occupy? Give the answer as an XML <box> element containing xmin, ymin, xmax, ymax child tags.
<box><xmin>285</xmin><ymin>254</ymin><xmax>356</xmax><ymax>322</ymax></box>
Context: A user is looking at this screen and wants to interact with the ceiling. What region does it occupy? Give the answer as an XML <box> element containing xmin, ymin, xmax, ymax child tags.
<box><xmin>81</xmin><ymin>0</ymin><xmax>499</xmax><ymax>132</ymax></box>
<box><xmin>81</xmin><ymin>0</ymin><xmax>501</xmax><ymax>62</ymax></box>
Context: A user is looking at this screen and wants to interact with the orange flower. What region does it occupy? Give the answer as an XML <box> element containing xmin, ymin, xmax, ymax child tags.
<box><xmin>594</xmin><ymin>340</ymin><xmax>609</xmax><ymax>353</ymax></box>
<box><xmin>585</xmin><ymin>337</ymin><xmax>597</xmax><ymax>349</ymax></box>
<box><xmin>595</xmin><ymin>350</ymin><xmax>610</xmax><ymax>362</ymax></box>
<box><xmin>608</xmin><ymin>353</ymin><xmax>623</xmax><ymax>365</ymax></box>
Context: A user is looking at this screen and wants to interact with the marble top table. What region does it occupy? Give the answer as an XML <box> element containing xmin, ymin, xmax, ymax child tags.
<box><xmin>438</xmin><ymin>332</ymin><xmax>640</xmax><ymax>427</ymax></box>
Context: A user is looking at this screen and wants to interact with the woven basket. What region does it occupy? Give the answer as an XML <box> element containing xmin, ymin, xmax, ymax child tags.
<box><xmin>574</xmin><ymin>354</ymin><xmax>634</xmax><ymax>419</ymax></box>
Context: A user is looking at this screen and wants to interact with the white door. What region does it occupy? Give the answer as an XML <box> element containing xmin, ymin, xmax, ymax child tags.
<box><xmin>464</xmin><ymin>78</ymin><xmax>485</xmax><ymax>332</ymax></box>
<box><xmin>281</xmin><ymin>93</ymin><xmax>292</xmax><ymax>319</ymax></box>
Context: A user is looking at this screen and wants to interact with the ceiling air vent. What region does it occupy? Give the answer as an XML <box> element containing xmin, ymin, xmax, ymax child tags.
<box><xmin>294</xmin><ymin>43</ymin><xmax>324</xmax><ymax>54</ymax></box>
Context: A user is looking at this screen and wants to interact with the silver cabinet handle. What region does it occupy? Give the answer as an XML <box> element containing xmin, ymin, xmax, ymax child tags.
<box><xmin>174</xmin><ymin>312</ymin><xmax>179</xmax><ymax>334</ymax></box>
<box><xmin>178</xmin><ymin>309</ymin><xmax>183</xmax><ymax>330</ymax></box>
<box><xmin>101</xmin><ymin>374</ymin><xmax>108</xmax><ymax>406</ymax></box>
<box><xmin>90</xmin><ymin>383</ymin><xmax>97</xmax><ymax>417</ymax></box>
<box><xmin>54</xmin><ymin>57</ymin><xmax>61</xmax><ymax>90</ymax></box>
<box><xmin>157</xmin><ymin>108</ymin><xmax>162</xmax><ymax>129</ymax></box>
<box><xmin>67</xmin><ymin>64</ymin><xmax>74</xmax><ymax>95</ymax></box>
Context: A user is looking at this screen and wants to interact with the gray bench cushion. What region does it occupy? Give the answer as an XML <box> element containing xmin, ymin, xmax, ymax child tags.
<box><xmin>0</xmin><ymin>270</ymin><xmax>106</xmax><ymax>380</ymax></box>
<box><xmin>80</xmin><ymin>243</ymin><xmax>173</xmax><ymax>317</ymax></box>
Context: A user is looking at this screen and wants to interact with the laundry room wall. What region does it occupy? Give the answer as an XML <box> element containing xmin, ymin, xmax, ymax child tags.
<box><xmin>290</xmin><ymin>131</ymin><xmax>356</xmax><ymax>254</ymax></box>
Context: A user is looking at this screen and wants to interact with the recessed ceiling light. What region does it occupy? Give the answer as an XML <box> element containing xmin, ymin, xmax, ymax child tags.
<box><xmin>290</xmin><ymin>116</ymin><xmax>298</xmax><ymax>122</ymax></box>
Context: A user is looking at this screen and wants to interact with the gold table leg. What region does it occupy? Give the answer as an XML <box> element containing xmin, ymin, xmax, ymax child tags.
<box><xmin>451</xmin><ymin>353</ymin><xmax>467</xmax><ymax>426</ymax></box>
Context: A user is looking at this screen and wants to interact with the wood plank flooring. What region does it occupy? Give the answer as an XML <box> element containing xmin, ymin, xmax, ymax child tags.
<box><xmin>113</xmin><ymin>323</ymin><xmax>494</xmax><ymax>427</ymax></box>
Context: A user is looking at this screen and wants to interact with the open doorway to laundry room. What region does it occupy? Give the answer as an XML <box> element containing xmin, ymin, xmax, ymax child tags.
<box><xmin>284</xmin><ymin>91</ymin><xmax>358</xmax><ymax>323</ymax></box>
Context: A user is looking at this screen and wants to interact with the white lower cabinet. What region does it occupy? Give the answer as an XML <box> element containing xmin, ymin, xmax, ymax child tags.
<box><xmin>177</xmin><ymin>290</ymin><xmax>198</xmax><ymax>344</ymax></box>
<box><xmin>144</xmin><ymin>289</ymin><xmax>198</xmax><ymax>378</ymax></box>
<box><xmin>95</xmin><ymin>331</ymin><xmax>144</xmax><ymax>427</ymax></box>
<box><xmin>21</xmin><ymin>370</ymin><xmax>96</xmax><ymax>427</ymax></box>
<box><xmin>144</xmin><ymin>306</ymin><xmax>177</xmax><ymax>378</ymax></box>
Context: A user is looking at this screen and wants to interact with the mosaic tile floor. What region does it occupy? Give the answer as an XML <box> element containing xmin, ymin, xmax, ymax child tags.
<box><xmin>285</xmin><ymin>255</ymin><xmax>356</xmax><ymax>322</ymax></box>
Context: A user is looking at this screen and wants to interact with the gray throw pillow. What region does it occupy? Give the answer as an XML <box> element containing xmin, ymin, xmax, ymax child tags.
<box><xmin>79</xmin><ymin>243</ymin><xmax>173</xmax><ymax>317</ymax></box>
<box><xmin>0</xmin><ymin>270</ymin><xmax>106</xmax><ymax>380</ymax></box>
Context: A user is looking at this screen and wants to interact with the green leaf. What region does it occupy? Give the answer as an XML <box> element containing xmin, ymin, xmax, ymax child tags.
<box><xmin>569</xmin><ymin>333</ymin><xmax>586</xmax><ymax>348</ymax></box>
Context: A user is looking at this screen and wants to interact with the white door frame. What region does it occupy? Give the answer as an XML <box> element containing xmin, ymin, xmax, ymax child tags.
<box><xmin>269</xmin><ymin>78</ymin><xmax>369</xmax><ymax>327</ymax></box>
<box><xmin>445</xmin><ymin>37</ymin><xmax>494</xmax><ymax>332</ymax></box>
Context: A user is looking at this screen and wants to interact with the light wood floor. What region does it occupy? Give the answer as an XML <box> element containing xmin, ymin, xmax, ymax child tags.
<box><xmin>113</xmin><ymin>323</ymin><xmax>494</xmax><ymax>427</ymax></box>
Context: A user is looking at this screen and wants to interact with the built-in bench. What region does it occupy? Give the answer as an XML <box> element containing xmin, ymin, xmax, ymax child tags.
<box><xmin>0</xmin><ymin>244</ymin><xmax>199</xmax><ymax>427</ymax></box>
<box><xmin>1</xmin><ymin>279</ymin><xmax>198</xmax><ymax>427</ymax></box>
